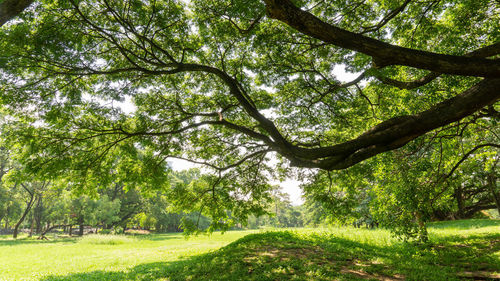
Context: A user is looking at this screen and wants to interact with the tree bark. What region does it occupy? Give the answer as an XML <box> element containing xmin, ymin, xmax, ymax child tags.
<box><xmin>263</xmin><ymin>0</ymin><xmax>500</xmax><ymax>77</ymax></box>
<box><xmin>310</xmin><ymin>78</ymin><xmax>500</xmax><ymax>170</ymax></box>
<box><xmin>0</xmin><ymin>0</ymin><xmax>33</xmax><ymax>26</ymax></box>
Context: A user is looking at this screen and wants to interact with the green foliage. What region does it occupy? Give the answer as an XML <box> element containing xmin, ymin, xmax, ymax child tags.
<box><xmin>302</xmin><ymin>133</ymin><xmax>499</xmax><ymax>241</ymax></box>
<box><xmin>0</xmin><ymin>0</ymin><xmax>498</xmax><ymax>236</ymax></box>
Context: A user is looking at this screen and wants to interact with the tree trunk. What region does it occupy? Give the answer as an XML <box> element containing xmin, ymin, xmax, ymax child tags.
<box><xmin>35</xmin><ymin>196</ymin><xmax>43</xmax><ymax>234</ymax></box>
<box><xmin>0</xmin><ymin>0</ymin><xmax>34</xmax><ymax>26</ymax></box>
<box><xmin>414</xmin><ymin>212</ymin><xmax>428</xmax><ymax>242</ymax></box>
<box><xmin>487</xmin><ymin>174</ymin><xmax>500</xmax><ymax>215</ymax></box>
<box><xmin>455</xmin><ymin>184</ymin><xmax>465</xmax><ymax>219</ymax></box>
<box><xmin>13</xmin><ymin>190</ymin><xmax>35</xmax><ymax>238</ymax></box>
<box><xmin>78</xmin><ymin>218</ymin><xmax>84</xmax><ymax>236</ymax></box>
<box><xmin>29</xmin><ymin>211</ymin><xmax>35</xmax><ymax>237</ymax></box>
<box><xmin>4</xmin><ymin>207</ymin><xmax>9</xmax><ymax>230</ymax></box>
<box><xmin>38</xmin><ymin>224</ymin><xmax>70</xmax><ymax>240</ymax></box>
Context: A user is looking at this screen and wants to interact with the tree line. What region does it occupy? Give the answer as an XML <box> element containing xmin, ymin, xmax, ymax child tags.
<box><xmin>1</xmin><ymin>135</ymin><xmax>498</xmax><ymax>241</ymax></box>
<box><xmin>0</xmin><ymin>144</ymin><xmax>320</xmax><ymax>238</ymax></box>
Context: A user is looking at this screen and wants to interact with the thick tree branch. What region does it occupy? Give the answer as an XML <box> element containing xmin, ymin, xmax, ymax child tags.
<box><xmin>18</xmin><ymin>2</ymin><xmax>500</xmax><ymax>172</ymax></box>
<box><xmin>308</xmin><ymin>79</ymin><xmax>500</xmax><ymax>170</ymax></box>
<box><xmin>373</xmin><ymin>42</ymin><xmax>500</xmax><ymax>89</ymax></box>
<box><xmin>263</xmin><ymin>0</ymin><xmax>500</xmax><ymax>77</ymax></box>
<box><xmin>0</xmin><ymin>0</ymin><xmax>33</xmax><ymax>26</ymax></box>
<box><xmin>45</xmin><ymin>59</ymin><xmax>500</xmax><ymax>171</ymax></box>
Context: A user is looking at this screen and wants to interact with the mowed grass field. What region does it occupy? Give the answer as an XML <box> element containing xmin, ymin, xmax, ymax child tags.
<box><xmin>0</xmin><ymin>220</ymin><xmax>499</xmax><ymax>281</ymax></box>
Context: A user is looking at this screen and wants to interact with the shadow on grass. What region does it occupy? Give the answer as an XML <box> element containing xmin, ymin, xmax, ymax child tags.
<box><xmin>40</xmin><ymin>229</ymin><xmax>500</xmax><ymax>281</ymax></box>
<box><xmin>0</xmin><ymin>232</ymin><xmax>183</xmax><ymax>246</ymax></box>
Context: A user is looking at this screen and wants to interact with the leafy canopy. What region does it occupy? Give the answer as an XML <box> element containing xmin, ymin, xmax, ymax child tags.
<box><xmin>0</xmin><ymin>0</ymin><xmax>498</xmax><ymax>231</ymax></box>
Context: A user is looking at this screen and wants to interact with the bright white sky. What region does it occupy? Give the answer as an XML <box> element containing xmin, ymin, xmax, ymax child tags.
<box><xmin>118</xmin><ymin>66</ymin><xmax>360</xmax><ymax>206</ymax></box>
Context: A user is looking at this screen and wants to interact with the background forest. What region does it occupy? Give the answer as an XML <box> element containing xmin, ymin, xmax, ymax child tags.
<box><xmin>1</xmin><ymin>143</ymin><xmax>498</xmax><ymax>241</ymax></box>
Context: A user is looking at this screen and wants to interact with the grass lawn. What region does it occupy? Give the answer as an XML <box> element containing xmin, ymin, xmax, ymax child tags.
<box><xmin>0</xmin><ymin>220</ymin><xmax>498</xmax><ymax>280</ymax></box>
<box><xmin>0</xmin><ymin>230</ymin><xmax>259</xmax><ymax>280</ymax></box>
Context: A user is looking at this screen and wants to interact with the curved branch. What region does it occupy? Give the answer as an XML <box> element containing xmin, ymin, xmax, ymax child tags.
<box><xmin>20</xmin><ymin>4</ymin><xmax>500</xmax><ymax>172</ymax></box>
<box><xmin>309</xmin><ymin>78</ymin><xmax>500</xmax><ymax>170</ymax></box>
<box><xmin>372</xmin><ymin>42</ymin><xmax>500</xmax><ymax>89</ymax></box>
<box><xmin>444</xmin><ymin>143</ymin><xmax>500</xmax><ymax>180</ymax></box>
<box><xmin>263</xmin><ymin>0</ymin><xmax>500</xmax><ymax>77</ymax></box>
<box><xmin>47</xmin><ymin>61</ymin><xmax>500</xmax><ymax>171</ymax></box>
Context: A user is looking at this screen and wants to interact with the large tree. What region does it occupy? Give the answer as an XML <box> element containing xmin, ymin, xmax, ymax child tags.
<box><xmin>0</xmin><ymin>0</ymin><xmax>498</xmax><ymax>229</ymax></box>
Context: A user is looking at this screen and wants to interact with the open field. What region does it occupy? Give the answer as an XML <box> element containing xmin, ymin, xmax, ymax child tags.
<box><xmin>0</xmin><ymin>220</ymin><xmax>499</xmax><ymax>281</ymax></box>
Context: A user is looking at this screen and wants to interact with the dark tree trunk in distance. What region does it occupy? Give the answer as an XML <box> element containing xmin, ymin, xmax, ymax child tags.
<box><xmin>455</xmin><ymin>184</ymin><xmax>465</xmax><ymax>219</ymax></box>
<box><xmin>34</xmin><ymin>196</ymin><xmax>43</xmax><ymax>234</ymax></box>
<box><xmin>78</xmin><ymin>218</ymin><xmax>84</xmax><ymax>236</ymax></box>
<box><xmin>13</xmin><ymin>186</ymin><xmax>34</xmax><ymax>238</ymax></box>
<box><xmin>487</xmin><ymin>174</ymin><xmax>500</xmax><ymax>215</ymax></box>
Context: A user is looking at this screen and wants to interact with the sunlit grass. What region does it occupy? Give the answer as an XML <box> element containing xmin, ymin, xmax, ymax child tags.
<box><xmin>0</xmin><ymin>230</ymin><xmax>260</xmax><ymax>280</ymax></box>
<box><xmin>78</xmin><ymin>234</ymin><xmax>138</xmax><ymax>245</ymax></box>
<box><xmin>0</xmin><ymin>220</ymin><xmax>498</xmax><ymax>280</ymax></box>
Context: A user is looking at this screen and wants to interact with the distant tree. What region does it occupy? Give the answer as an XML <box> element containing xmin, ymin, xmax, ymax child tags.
<box><xmin>103</xmin><ymin>184</ymin><xmax>143</xmax><ymax>229</ymax></box>
<box><xmin>11</xmin><ymin>181</ymin><xmax>50</xmax><ymax>238</ymax></box>
<box><xmin>441</xmin><ymin>152</ymin><xmax>500</xmax><ymax>219</ymax></box>
<box><xmin>246</xmin><ymin>186</ymin><xmax>304</xmax><ymax>229</ymax></box>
